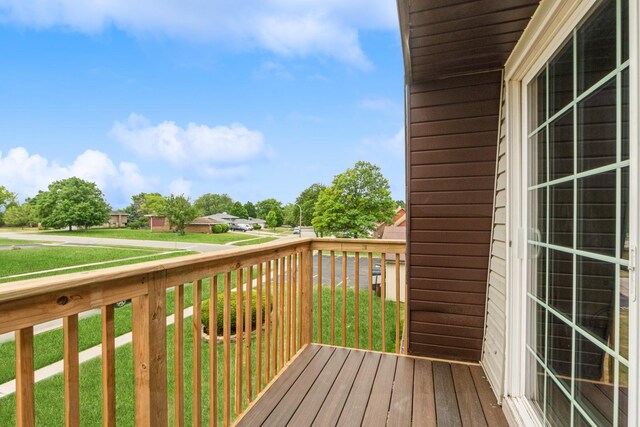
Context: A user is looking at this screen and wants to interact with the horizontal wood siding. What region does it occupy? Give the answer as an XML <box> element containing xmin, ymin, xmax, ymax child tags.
<box><xmin>481</xmin><ymin>80</ymin><xmax>507</xmax><ymax>400</ymax></box>
<box><xmin>407</xmin><ymin>71</ymin><xmax>501</xmax><ymax>362</ymax></box>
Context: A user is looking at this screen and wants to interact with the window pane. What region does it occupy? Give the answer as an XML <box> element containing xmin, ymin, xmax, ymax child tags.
<box><xmin>529</xmin><ymin>244</ymin><xmax>547</xmax><ymax>301</ymax></box>
<box><xmin>576</xmin><ymin>255</ymin><xmax>615</xmax><ymax>346</ymax></box>
<box><xmin>575</xmin><ymin>328</ymin><xmax>614</xmax><ymax>426</ymax></box>
<box><xmin>621</xmin><ymin>265</ymin><xmax>629</xmax><ymax>360</ymax></box>
<box><xmin>620</xmin><ymin>363</ymin><xmax>629</xmax><ymax>425</ymax></box>
<box><xmin>528</xmin><ymin>298</ymin><xmax>547</xmax><ymax>361</ymax></box>
<box><xmin>529</xmin><ymin>131</ymin><xmax>547</xmax><ymax>185</ymax></box>
<box><xmin>546</xmin><ymin>376</ymin><xmax>572</xmax><ymax>426</ymax></box>
<box><xmin>577</xmin><ymin>171</ymin><xmax>617</xmax><ymax>257</ymax></box>
<box><xmin>578</xmin><ymin>79</ymin><xmax>616</xmax><ymax>172</ymax></box>
<box><xmin>549</xmin><ymin>249</ymin><xmax>573</xmax><ymax>319</ymax></box>
<box><xmin>622</xmin><ymin>166</ymin><xmax>629</xmax><ymax>259</ymax></box>
<box><xmin>549</xmin><ymin>40</ymin><xmax>574</xmax><ymax>115</ymax></box>
<box><xmin>622</xmin><ymin>0</ymin><xmax>629</xmax><ymax>62</ymax></box>
<box><xmin>529</xmin><ymin>69</ymin><xmax>547</xmax><ymax>130</ymax></box>
<box><xmin>549</xmin><ymin>111</ymin><xmax>573</xmax><ymax>180</ymax></box>
<box><xmin>622</xmin><ymin>69</ymin><xmax>629</xmax><ymax>160</ymax></box>
<box><xmin>578</xmin><ymin>0</ymin><xmax>616</xmax><ymax>94</ymax></box>
<box><xmin>548</xmin><ymin>312</ymin><xmax>572</xmax><ymax>386</ymax></box>
<box><xmin>550</xmin><ymin>181</ymin><xmax>573</xmax><ymax>248</ymax></box>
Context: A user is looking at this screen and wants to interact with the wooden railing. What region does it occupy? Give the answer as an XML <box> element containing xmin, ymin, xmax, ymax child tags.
<box><xmin>0</xmin><ymin>238</ymin><xmax>405</xmax><ymax>426</ymax></box>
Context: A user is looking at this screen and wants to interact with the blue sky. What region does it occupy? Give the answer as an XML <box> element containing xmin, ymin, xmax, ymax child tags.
<box><xmin>0</xmin><ymin>1</ymin><xmax>404</xmax><ymax>208</ymax></box>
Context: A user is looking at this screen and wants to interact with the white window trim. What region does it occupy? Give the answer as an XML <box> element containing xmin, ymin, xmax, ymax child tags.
<box><xmin>502</xmin><ymin>0</ymin><xmax>639</xmax><ymax>426</ymax></box>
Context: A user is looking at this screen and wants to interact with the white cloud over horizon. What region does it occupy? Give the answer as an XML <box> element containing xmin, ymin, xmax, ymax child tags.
<box><xmin>110</xmin><ymin>113</ymin><xmax>267</xmax><ymax>171</ymax></box>
<box><xmin>358</xmin><ymin>127</ymin><xmax>404</xmax><ymax>157</ymax></box>
<box><xmin>0</xmin><ymin>0</ymin><xmax>398</xmax><ymax>68</ymax></box>
<box><xmin>0</xmin><ymin>147</ymin><xmax>148</xmax><ymax>206</ymax></box>
<box><xmin>168</xmin><ymin>177</ymin><xmax>192</xmax><ymax>197</ymax></box>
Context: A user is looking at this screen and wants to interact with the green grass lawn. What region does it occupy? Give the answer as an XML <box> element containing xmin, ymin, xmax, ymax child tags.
<box><xmin>45</xmin><ymin>228</ymin><xmax>257</xmax><ymax>244</ymax></box>
<box><xmin>0</xmin><ymin>286</ymin><xmax>402</xmax><ymax>425</ymax></box>
<box><xmin>0</xmin><ymin>238</ymin><xmax>47</xmax><ymax>246</ymax></box>
<box><xmin>0</xmin><ymin>245</ymin><xmax>195</xmax><ymax>283</ymax></box>
<box><xmin>232</xmin><ymin>237</ymin><xmax>278</xmax><ymax>246</ymax></box>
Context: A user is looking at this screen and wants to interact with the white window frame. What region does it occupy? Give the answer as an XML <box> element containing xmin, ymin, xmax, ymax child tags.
<box><xmin>502</xmin><ymin>0</ymin><xmax>639</xmax><ymax>425</ymax></box>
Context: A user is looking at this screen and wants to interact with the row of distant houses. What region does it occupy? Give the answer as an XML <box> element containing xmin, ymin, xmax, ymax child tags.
<box><xmin>147</xmin><ymin>212</ymin><xmax>266</xmax><ymax>233</ymax></box>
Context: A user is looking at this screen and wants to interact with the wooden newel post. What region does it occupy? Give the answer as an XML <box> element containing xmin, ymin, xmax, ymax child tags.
<box><xmin>300</xmin><ymin>247</ymin><xmax>314</xmax><ymax>346</ymax></box>
<box><xmin>132</xmin><ymin>271</ymin><xmax>168</xmax><ymax>427</ymax></box>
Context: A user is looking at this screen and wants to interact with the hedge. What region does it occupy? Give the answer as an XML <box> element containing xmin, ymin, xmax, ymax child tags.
<box><xmin>201</xmin><ymin>290</ymin><xmax>268</xmax><ymax>336</ymax></box>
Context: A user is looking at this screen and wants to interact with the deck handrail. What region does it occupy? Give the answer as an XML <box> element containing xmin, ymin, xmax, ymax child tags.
<box><xmin>0</xmin><ymin>237</ymin><xmax>405</xmax><ymax>426</ymax></box>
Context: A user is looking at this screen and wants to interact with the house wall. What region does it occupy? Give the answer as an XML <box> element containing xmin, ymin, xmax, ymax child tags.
<box><xmin>384</xmin><ymin>261</ymin><xmax>406</xmax><ymax>302</ymax></box>
<box><xmin>185</xmin><ymin>224</ymin><xmax>212</xmax><ymax>234</ymax></box>
<box><xmin>481</xmin><ymin>80</ymin><xmax>507</xmax><ymax>399</ymax></box>
<box><xmin>407</xmin><ymin>70</ymin><xmax>501</xmax><ymax>362</ymax></box>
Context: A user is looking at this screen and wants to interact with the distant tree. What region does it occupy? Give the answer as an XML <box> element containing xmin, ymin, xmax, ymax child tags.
<box><xmin>3</xmin><ymin>203</ymin><xmax>35</xmax><ymax>227</ymax></box>
<box><xmin>266</xmin><ymin>210</ymin><xmax>278</xmax><ymax>230</ymax></box>
<box><xmin>194</xmin><ymin>193</ymin><xmax>234</xmax><ymax>216</ymax></box>
<box><xmin>256</xmin><ymin>198</ymin><xmax>284</xmax><ymax>226</ymax></box>
<box><xmin>243</xmin><ymin>201</ymin><xmax>257</xmax><ymax>218</ymax></box>
<box><xmin>0</xmin><ymin>185</ymin><xmax>18</xmax><ymax>226</ymax></box>
<box><xmin>312</xmin><ymin>161</ymin><xmax>395</xmax><ymax>238</ymax></box>
<box><xmin>395</xmin><ymin>200</ymin><xmax>406</xmax><ymax>209</ymax></box>
<box><xmin>295</xmin><ymin>183</ymin><xmax>326</xmax><ymax>226</ymax></box>
<box><xmin>34</xmin><ymin>177</ymin><xmax>111</xmax><ymax>231</ymax></box>
<box><xmin>125</xmin><ymin>192</ymin><xmax>166</xmax><ymax>228</ymax></box>
<box><xmin>282</xmin><ymin>204</ymin><xmax>300</xmax><ymax>227</ymax></box>
<box><xmin>162</xmin><ymin>194</ymin><xmax>197</xmax><ymax>235</ymax></box>
<box><xmin>229</xmin><ymin>201</ymin><xmax>248</xmax><ymax>219</ymax></box>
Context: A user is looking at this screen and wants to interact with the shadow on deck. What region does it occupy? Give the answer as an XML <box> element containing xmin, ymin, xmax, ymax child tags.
<box><xmin>235</xmin><ymin>344</ymin><xmax>508</xmax><ymax>426</ymax></box>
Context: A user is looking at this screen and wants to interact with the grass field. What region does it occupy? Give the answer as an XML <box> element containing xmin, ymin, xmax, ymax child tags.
<box><xmin>0</xmin><ymin>245</ymin><xmax>195</xmax><ymax>283</ymax></box>
<box><xmin>232</xmin><ymin>237</ymin><xmax>278</xmax><ymax>246</ymax></box>
<box><xmin>45</xmin><ymin>228</ymin><xmax>258</xmax><ymax>244</ymax></box>
<box><xmin>0</xmin><ymin>286</ymin><xmax>402</xmax><ymax>425</ymax></box>
<box><xmin>0</xmin><ymin>238</ymin><xmax>46</xmax><ymax>245</ymax></box>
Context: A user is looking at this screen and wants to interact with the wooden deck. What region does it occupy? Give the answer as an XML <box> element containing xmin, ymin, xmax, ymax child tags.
<box><xmin>234</xmin><ymin>344</ymin><xmax>508</xmax><ymax>426</ymax></box>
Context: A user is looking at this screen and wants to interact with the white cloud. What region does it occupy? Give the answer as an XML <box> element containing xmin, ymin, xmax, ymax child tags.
<box><xmin>359</xmin><ymin>97</ymin><xmax>400</xmax><ymax>114</ymax></box>
<box><xmin>168</xmin><ymin>177</ymin><xmax>192</xmax><ymax>197</ymax></box>
<box><xmin>110</xmin><ymin>113</ymin><xmax>266</xmax><ymax>169</ymax></box>
<box><xmin>0</xmin><ymin>147</ymin><xmax>148</xmax><ymax>205</ymax></box>
<box><xmin>0</xmin><ymin>0</ymin><xmax>397</xmax><ymax>68</ymax></box>
<box><xmin>358</xmin><ymin>127</ymin><xmax>405</xmax><ymax>157</ymax></box>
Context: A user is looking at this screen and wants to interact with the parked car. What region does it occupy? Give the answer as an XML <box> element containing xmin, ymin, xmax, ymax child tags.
<box><xmin>230</xmin><ymin>223</ymin><xmax>252</xmax><ymax>232</ymax></box>
<box><xmin>293</xmin><ymin>227</ymin><xmax>300</xmax><ymax>235</ymax></box>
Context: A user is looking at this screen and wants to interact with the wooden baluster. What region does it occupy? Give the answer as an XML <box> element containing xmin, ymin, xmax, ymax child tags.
<box><xmin>16</xmin><ymin>327</ymin><xmax>35</xmax><ymax>427</ymax></box>
<box><xmin>279</xmin><ymin>257</ymin><xmax>285</xmax><ymax>370</ymax></box>
<box><xmin>132</xmin><ymin>271</ymin><xmax>168</xmax><ymax>427</ymax></box>
<box><xmin>295</xmin><ymin>252</ymin><xmax>301</xmax><ymax>351</ymax></box>
<box><xmin>317</xmin><ymin>250</ymin><xmax>322</xmax><ymax>343</ymax></box>
<box><xmin>256</xmin><ymin>263</ymin><xmax>263</xmax><ymax>393</ymax></box>
<box><xmin>273</xmin><ymin>259</ymin><xmax>279</xmax><ymax>377</ymax></box>
<box><xmin>102</xmin><ymin>305</ymin><xmax>116</xmax><ymax>427</ymax></box>
<box><xmin>174</xmin><ymin>286</ymin><xmax>184</xmax><ymax>427</ymax></box>
<box><xmin>193</xmin><ymin>280</ymin><xmax>202</xmax><ymax>426</ymax></box>
<box><xmin>330</xmin><ymin>251</ymin><xmax>335</xmax><ymax>346</ymax></box>
<box><xmin>265</xmin><ymin>261</ymin><xmax>271</xmax><ymax>384</ymax></box>
<box><xmin>381</xmin><ymin>254</ymin><xmax>386</xmax><ymax>352</ymax></box>
<box><xmin>209</xmin><ymin>277</ymin><xmax>218</xmax><ymax>427</ymax></box>
<box><xmin>368</xmin><ymin>253</ymin><xmax>373</xmax><ymax>350</ymax></box>
<box><xmin>395</xmin><ymin>254</ymin><xmax>401</xmax><ymax>354</ymax></box>
<box><xmin>64</xmin><ymin>314</ymin><xmax>80</xmax><ymax>427</ymax></box>
<box><xmin>342</xmin><ymin>251</ymin><xmax>347</xmax><ymax>346</ymax></box>
<box><xmin>223</xmin><ymin>272</ymin><xmax>231</xmax><ymax>427</ymax></box>
<box><xmin>300</xmin><ymin>247</ymin><xmax>313</xmax><ymax>346</ymax></box>
<box><xmin>235</xmin><ymin>269</ymin><xmax>243</xmax><ymax>416</ymax></box>
<box><xmin>354</xmin><ymin>253</ymin><xmax>360</xmax><ymax>349</ymax></box>
<box><xmin>286</xmin><ymin>255</ymin><xmax>292</xmax><ymax>362</ymax></box>
<box><xmin>245</xmin><ymin>267</ymin><xmax>252</xmax><ymax>403</ymax></box>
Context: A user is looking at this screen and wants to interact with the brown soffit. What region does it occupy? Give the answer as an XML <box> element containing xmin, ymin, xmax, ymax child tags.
<box><xmin>397</xmin><ymin>0</ymin><xmax>540</xmax><ymax>84</ymax></box>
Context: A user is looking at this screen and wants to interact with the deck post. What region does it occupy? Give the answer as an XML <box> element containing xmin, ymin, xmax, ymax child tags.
<box><xmin>300</xmin><ymin>246</ymin><xmax>314</xmax><ymax>345</ymax></box>
<box><xmin>132</xmin><ymin>271</ymin><xmax>168</xmax><ymax>427</ymax></box>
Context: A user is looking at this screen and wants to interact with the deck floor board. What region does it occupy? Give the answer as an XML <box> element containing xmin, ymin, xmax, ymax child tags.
<box><xmin>234</xmin><ymin>344</ymin><xmax>507</xmax><ymax>427</ymax></box>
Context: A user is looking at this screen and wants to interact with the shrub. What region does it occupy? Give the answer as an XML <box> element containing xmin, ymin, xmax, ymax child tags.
<box><xmin>212</xmin><ymin>224</ymin><xmax>224</xmax><ymax>233</ymax></box>
<box><xmin>201</xmin><ymin>290</ymin><xmax>268</xmax><ymax>336</ymax></box>
<box><xmin>221</xmin><ymin>223</ymin><xmax>230</xmax><ymax>233</ymax></box>
<box><xmin>252</xmin><ymin>223</ymin><xmax>261</xmax><ymax>230</ymax></box>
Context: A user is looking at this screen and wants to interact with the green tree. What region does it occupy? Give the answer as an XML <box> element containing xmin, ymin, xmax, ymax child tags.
<box><xmin>125</xmin><ymin>192</ymin><xmax>166</xmax><ymax>228</ymax></box>
<box><xmin>3</xmin><ymin>203</ymin><xmax>35</xmax><ymax>227</ymax></box>
<box><xmin>162</xmin><ymin>194</ymin><xmax>197</xmax><ymax>235</ymax></box>
<box><xmin>256</xmin><ymin>198</ymin><xmax>283</xmax><ymax>226</ymax></box>
<box><xmin>194</xmin><ymin>193</ymin><xmax>234</xmax><ymax>216</ymax></box>
<box><xmin>395</xmin><ymin>200</ymin><xmax>406</xmax><ymax>209</ymax></box>
<box><xmin>282</xmin><ymin>204</ymin><xmax>300</xmax><ymax>227</ymax></box>
<box><xmin>243</xmin><ymin>201</ymin><xmax>257</xmax><ymax>218</ymax></box>
<box><xmin>34</xmin><ymin>177</ymin><xmax>111</xmax><ymax>230</ymax></box>
<box><xmin>265</xmin><ymin>210</ymin><xmax>278</xmax><ymax>230</ymax></box>
<box><xmin>312</xmin><ymin>161</ymin><xmax>396</xmax><ymax>238</ymax></box>
<box><xmin>295</xmin><ymin>183</ymin><xmax>326</xmax><ymax>226</ymax></box>
<box><xmin>229</xmin><ymin>201</ymin><xmax>248</xmax><ymax>219</ymax></box>
<box><xmin>0</xmin><ymin>185</ymin><xmax>18</xmax><ymax>226</ymax></box>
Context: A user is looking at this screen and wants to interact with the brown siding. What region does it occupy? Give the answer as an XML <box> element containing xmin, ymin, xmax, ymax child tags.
<box><xmin>407</xmin><ymin>71</ymin><xmax>501</xmax><ymax>362</ymax></box>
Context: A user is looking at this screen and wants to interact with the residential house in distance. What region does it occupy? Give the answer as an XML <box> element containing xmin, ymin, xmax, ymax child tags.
<box><xmin>107</xmin><ymin>211</ymin><xmax>128</xmax><ymax>228</ymax></box>
<box><xmin>184</xmin><ymin>217</ymin><xmax>224</xmax><ymax>234</ymax></box>
<box><xmin>374</xmin><ymin>206</ymin><xmax>406</xmax><ymax>238</ymax></box>
<box><xmin>381</xmin><ymin>225</ymin><xmax>407</xmax><ymax>303</ymax></box>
